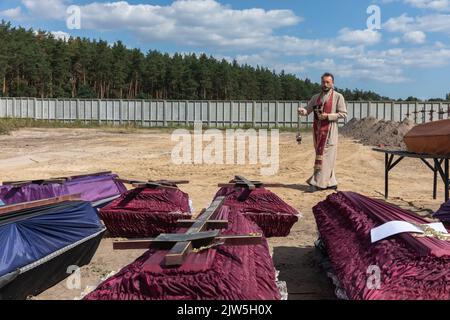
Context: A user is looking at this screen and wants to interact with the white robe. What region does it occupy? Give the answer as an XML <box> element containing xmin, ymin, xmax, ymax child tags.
<box><xmin>305</xmin><ymin>89</ymin><xmax>348</xmax><ymax>189</ymax></box>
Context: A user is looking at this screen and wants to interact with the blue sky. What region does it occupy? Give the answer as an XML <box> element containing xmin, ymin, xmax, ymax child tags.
<box><xmin>1</xmin><ymin>0</ymin><xmax>450</xmax><ymax>99</ymax></box>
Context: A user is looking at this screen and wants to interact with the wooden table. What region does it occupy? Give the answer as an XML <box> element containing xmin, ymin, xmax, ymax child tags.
<box><xmin>372</xmin><ymin>148</ymin><xmax>450</xmax><ymax>202</ymax></box>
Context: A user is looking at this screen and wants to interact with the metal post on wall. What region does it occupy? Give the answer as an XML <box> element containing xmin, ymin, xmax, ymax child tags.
<box><xmin>275</xmin><ymin>101</ymin><xmax>279</xmax><ymax>128</ymax></box>
<box><xmin>140</xmin><ymin>100</ymin><xmax>144</xmax><ymax>127</ymax></box>
<box><xmin>422</xmin><ymin>102</ymin><xmax>426</xmax><ymax>123</ymax></box>
<box><xmin>207</xmin><ymin>101</ymin><xmax>211</xmax><ymax>127</ymax></box>
<box><xmin>98</xmin><ymin>100</ymin><xmax>102</xmax><ymax>125</ymax></box>
<box><xmin>33</xmin><ymin>98</ymin><xmax>37</xmax><ymax>119</ymax></box>
<box><xmin>185</xmin><ymin>100</ymin><xmax>189</xmax><ymax>126</ymax></box>
<box><xmin>414</xmin><ymin>101</ymin><xmax>418</xmax><ymax>123</ymax></box>
<box><xmin>119</xmin><ymin>100</ymin><xmax>123</xmax><ymax>125</ymax></box>
<box><xmin>76</xmin><ymin>99</ymin><xmax>80</xmax><ymax>123</ymax></box>
<box><xmin>12</xmin><ymin>97</ymin><xmax>16</xmax><ymax>118</ymax></box>
<box><xmin>230</xmin><ymin>101</ymin><xmax>234</xmax><ymax>128</ymax></box>
<box><xmin>252</xmin><ymin>101</ymin><xmax>256</xmax><ymax>128</ymax></box>
<box><xmin>391</xmin><ymin>101</ymin><xmax>394</xmax><ymax>121</ymax></box>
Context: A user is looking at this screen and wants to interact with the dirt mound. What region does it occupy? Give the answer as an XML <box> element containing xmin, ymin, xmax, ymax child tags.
<box><xmin>341</xmin><ymin>117</ymin><xmax>415</xmax><ymax>149</ymax></box>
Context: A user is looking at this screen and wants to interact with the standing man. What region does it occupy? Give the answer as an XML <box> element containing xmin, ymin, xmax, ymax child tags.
<box><xmin>298</xmin><ymin>73</ymin><xmax>347</xmax><ymax>192</ymax></box>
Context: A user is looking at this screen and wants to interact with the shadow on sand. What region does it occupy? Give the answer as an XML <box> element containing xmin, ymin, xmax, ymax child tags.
<box><xmin>272</xmin><ymin>246</ymin><xmax>336</xmax><ymax>300</ymax></box>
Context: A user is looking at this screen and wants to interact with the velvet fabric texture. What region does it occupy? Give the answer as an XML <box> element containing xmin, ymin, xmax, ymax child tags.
<box><xmin>213</xmin><ymin>186</ymin><xmax>299</xmax><ymax>237</ymax></box>
<box><xmin>84</xmin><ymin>205</ymin><xmax>281</xmax><ymax>300</ymax></box>
<box><xmin>99</xmin><ymin>187</ymin><xmax>191</xmax><ymax>238</ymax></box>
<box><xmin>313</xmin><ymin>191</ymin><xmax>450</xmax><ymax>300</ymax></box>
<box><xmin>313</xmin><ymin>91</ymin><xmax>334</xmax><ymax>170</ymax></box>
<box><xmin>0</xmin><ymin>173</ymin><xmax>126</xmax><ymax>205</ymax></box>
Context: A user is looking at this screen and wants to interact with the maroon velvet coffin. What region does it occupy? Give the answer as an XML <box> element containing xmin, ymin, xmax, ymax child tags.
<box><xmin>313</xmin><ymin>191</ymin><xmax>450</xmax><ymax>300</ymax></box>
<box><xmin>84</xmin><ymin>204</ymin><xmax>281</xmax><ymax>300</ymax></box>
<box><xmin>213</xmin><ymin>186</ymin><xmax>299</xmax><ymax>237</ymax></box>
<box><xmin>99</xmin><ymin>187</ymin><xmax>191</xmax><ymax>238</ymax></box>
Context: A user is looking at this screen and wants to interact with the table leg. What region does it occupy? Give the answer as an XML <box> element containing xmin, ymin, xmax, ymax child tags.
<box><xmin>385</xmin><ymin>154</ymin><xmax>389</xmax><ymax>199</ymax></box>
<box><xmin>434</xmin><ymin>160</ymin><xmax>438</xmax><ymax>200</ymax></box>
<box><xmin>445</xmin><ymin>158</ymin><xmax>449</xmax><ymax>202</ymax></box>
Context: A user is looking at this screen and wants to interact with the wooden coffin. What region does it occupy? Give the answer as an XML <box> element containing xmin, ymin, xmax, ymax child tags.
<box><xmin>403</xmin><ymin>119</ymin><xmax>450</xmax><ymax>155</ymax></box>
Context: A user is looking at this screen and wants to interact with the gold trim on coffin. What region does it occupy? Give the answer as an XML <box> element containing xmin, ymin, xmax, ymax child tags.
<box><xmin>192</xmin><ymin>233</ymin><xmax>263</xmax><ymax>253</ymax></box>
<box><xmin>412</xmin><ymin>223</ymin><xmax>450</xmax><ymax>241</ymax></box>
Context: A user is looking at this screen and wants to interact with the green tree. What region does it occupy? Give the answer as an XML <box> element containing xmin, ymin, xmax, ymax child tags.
<box><xmin>0</xmin><ymin>20</ymin><xmax>393</xmax><ymax>101</ymax></box>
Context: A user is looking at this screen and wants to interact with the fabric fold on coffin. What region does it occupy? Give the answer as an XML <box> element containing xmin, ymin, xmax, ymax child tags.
<box><xmin>0</xmin><ymin>201</ymin><xmax>104</xmax><ymax>278</ymax></box>
<box><xmin>0</xmin><ymin>184</ymin><xmax>67</xmax><ymax>205</ymax></box>
<box><xmin>84</xmin><ymin>205</ymin><xmax>281</xmax><ymax>300</ymax></box>
<box><xmin>213</xmin><ymin>186</ymin><xmax>299</xmax><ymax>237</ymax></box>
<box><xmin>0</xmin><ymin>173</ymin><xmax>126</xmax><ymax>205</ymax></box>
<box><xmin>343</xmin><ymin>191</ymin><xmax>450</xmax><ymax>257</ymax></box>
<box><xmin>0</xmin><ymin>200</ymin><xmax>105</xmax><ymax>299</ymax></box>
<box><xmin>64</xmin><ymin>173</ymin><xmax>127</xmax><ymax>203</ymax></box>
<box><xmin>313</xmin><ymin>191</ymin><xmax>450</xmax><ymax>300</ymax></box>
<box><xmin>433</xmin><ymin>200</ymin><xmax>450</xmax><ymax>223</ymax></box>
<box><xmin>99</xmin><ymin>187</ymin><xmax>191</xmax><ymax>238</ymax></box>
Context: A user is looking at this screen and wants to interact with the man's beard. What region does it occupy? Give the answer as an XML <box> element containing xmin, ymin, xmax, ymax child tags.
<box><xmin>322</xmin><ymin>86</ymin><xmax>332</xmax><ymax>92</ymax></box>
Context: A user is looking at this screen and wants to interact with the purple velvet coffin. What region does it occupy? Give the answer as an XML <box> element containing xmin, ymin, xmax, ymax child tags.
<box><xmin>0</xmin><ymin>172</ymin><xmax>127</xmax><ymax>207</ymax></box>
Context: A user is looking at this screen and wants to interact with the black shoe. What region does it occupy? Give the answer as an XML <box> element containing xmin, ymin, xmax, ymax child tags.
<box><xmin>327</xmin><ymin>185</ymin><xmax>338</xmax><ymax>190</ymax></box>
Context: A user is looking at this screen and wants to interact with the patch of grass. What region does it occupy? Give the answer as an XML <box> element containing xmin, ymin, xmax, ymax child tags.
<box><xmin>0</xmin><ymin>121</ymin><xmax>11</xmax><ymax>135</ymax></box>
<box><xmin>0</xmin><ymin>117</ymin><xmax>313</xmax><ymax>134</ymax></box>
<box><xmin>0</xmin><ymin>118</ymin><xmax>141</xmax><ymax>134</ymax></box>
<box><xmin>0</xmin><ymin>118</ymin><xmax>28</xmax><ymax>134</ymax></box>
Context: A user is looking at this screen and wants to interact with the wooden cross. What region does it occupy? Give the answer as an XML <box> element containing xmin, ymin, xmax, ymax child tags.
<box><xmin>2</xmin><ymin>178</ymin><xmax>67</xmax><ymax>188</ymax></box>
<box><xmin>217</xmin><ymin>175</ymin><xmax>284</xmax><ymax>189</ymax></box>
<box><xmin>51</xmin><ymin>171</ymin><xmax>113</xmax><ymax>180</ymax></box>
<box><xmin>0</xmin><ymin>194</ymin><xmax>82</xmax><ymax>215</ymax></box>
<box><xmin>112</xmin><ymin>196</ymin><xmax>263</xmax><ymax>267</ymax></box>
<box><xmin>116</xmin><ymin>178</ymin><xmax>189</xmax><ymax>190</ymax></box>
<box><xmin>2</xmin><ymin>171</ymin><xmax>114</xmax><ymax>188</ymax></box>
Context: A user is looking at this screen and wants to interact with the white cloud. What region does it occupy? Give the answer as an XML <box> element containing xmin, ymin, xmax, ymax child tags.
<box><xmin>0</xmin><ymin>7</ymin><xmax>23</xmax><ymax>20</ymax></box>
<box><xmin>384</xmin><ymin>14</ymin><xmax>415</xmax><ymax>32</ymax></box>
<box><xmin>230</xmin><ymin>52</ymin><xmax>411</xmax><ymax>84</ymax></box>
<box><xmin>411</xmin><ymin>14</ymin><xmax>450</xmax><ymax>33</ymax></box>
<box><xmin>367</xmin><ymin>46</ymin><xmax>450</xmax><ymax>69</ymax></box>
<box><xmin>337</xmin><ymin>28</ymin><xmax>382</xmax><ymax>46</ymax></box>
<box><xmin>51</xmin><ymin>31</ymin><xmax>71</xmax><ymax>41</ymax></box>
<box><xmin>45</xmin><ymin>0</ymin><xmax>370</xmax><ymax>59</ymax></box>
<box><xmin>301</xmin><ymin>58</ymin><xmax>409</xmax><ymax>83</ymax></box>
<box><xmin>262</xmin><ymin>35</ymin><xmax>362</xmax><ymax>58</ymax></box>
<box><xmin>234</xmin><ymin>52</ymin><xmax>307</xmax><ymax>74</ymax></box>
<box><xmin>292</xmin><ymin>44</ymin><xmax>450</xmax><ymax>84</ymax></box>
<box><xmin>21</xmin><ymin>0</ymin><xmax>68</xmax><ymax>20</ymax></box>
<box><xmin>2</xmin><ymin>0</ymin><xmax>450</xmax><ymax>85</ymax></box>
<box><xmin>234</xmin><ymin>53</ymin><xmax>270</xmax><ymax>66</ymax></box>
<box><xmin>384</xmin><ymin>13</ymin><xmax>450</xmax><ymax>34</ymax></box>
<box><xmin>404</xmin><ymin>0</ymin><xmax>450</xmax><ymax>11</ymax></box>
<box><xmin>77</xmin><ymin>0</ymin><xmax>301</xmax><ymax>49</ymax></box>
<box><xmin>403</xmin><ymin>30</ymin><xmax>427</xmax><ymax>43</ymax></box>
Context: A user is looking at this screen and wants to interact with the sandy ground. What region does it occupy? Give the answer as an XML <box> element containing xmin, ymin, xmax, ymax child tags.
<box><xmin>0</xmin><ymin>127</ymin><xmax>446</xmax><ymax>300</ymax></box>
